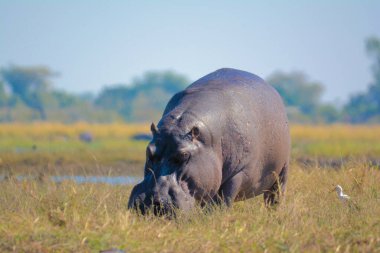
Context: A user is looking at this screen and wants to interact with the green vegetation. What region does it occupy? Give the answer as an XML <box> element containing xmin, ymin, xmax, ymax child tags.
<box><xmin>95</xmin><ymin>71</ymin><xmax>189</xmax><ymax>122</ymax></box>
<box><xmin>1</xmin><ymin>123</ymin><xmax>380</xmax><ymax>175</ymax></box>
<box><xmin>0</xmin><ymin>124</ymin><xmax>380</xmax><ymax>252</ymax></box>
<box><xmin>0</xmin><ymin>123</ymin><xmax>149</xmax><ymax>175</ymax></box>
<box><xmin>266</xmin><ymin>71</ymin><xmax>342</xmax><ymax>123</ymax></box>
<box><xmin>0</xmin><ymin>68</ymin><xmax>189</xmax><ymax>123</ymax></box>
<box><xmin>0</xmin><ymin>65</ymin><xmax>121</xmax><ymax>123</ymax></box>
<box><xmin>1</xmin><ymin>37</ymin><xmax>380</xmax><ymax>124</ymax></box>
<box><xmin>344</xmin><ymin>37</ymin><xmax>380</xmax><ymax>123</ymax></box>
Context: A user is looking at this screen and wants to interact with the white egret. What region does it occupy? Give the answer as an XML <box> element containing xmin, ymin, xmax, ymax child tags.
<box><xmin>333</xmin><ymin>185</ymin><xmax>360</xmax><ymax>211</ymax></box>
<box><xmin>335</xmin><ymin>185</ymin><xmax>350</xmax><ymax>202</ymax></box>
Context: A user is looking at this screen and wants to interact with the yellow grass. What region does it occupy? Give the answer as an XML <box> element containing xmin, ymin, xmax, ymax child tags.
<box><xmin>2</xmin><ymin>122</ymin><xmax>380</xmax><ymax>140</ymax></box>
<box><xmin>0</xmin><ymin>123</ymin><xmax>380</xmax><ymax>252</ymax></box>
<box><xmin>0</xmin><ymin>163</ymin><xmax>379</xmax><ymax>252</ymax></box>
<box><xmin>0</xmin><ymin>122</ymin><xmax>148</xmax><ymax>139</ymax></box>
<box><xmin>0</xmin><ymin>123</ymin><xmax>379</xmax><ymax>171</ymax></box>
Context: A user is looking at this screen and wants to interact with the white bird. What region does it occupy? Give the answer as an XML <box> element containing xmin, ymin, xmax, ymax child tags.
<box><xmin>335</xmin><ymin>185</ymin><xmax>350</xmax><ymax>202</ymax></box>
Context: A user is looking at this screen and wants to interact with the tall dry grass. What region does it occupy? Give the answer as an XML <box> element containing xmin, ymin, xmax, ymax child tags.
<box><xmin>0</xmin><ymin>162</ymin><xmax>379</xmax><ymax>252</ymax></box>
<box><xmin>0</xmin><ymin>123</ymin><xmax>380</xmax><ymax>252</ymax></box>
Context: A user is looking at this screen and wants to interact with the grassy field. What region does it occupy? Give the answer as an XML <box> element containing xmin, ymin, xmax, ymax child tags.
<box><xmin>0</xmin><ymin>123</ymin><xmax>380</xmax><ymax>252</ymax></box>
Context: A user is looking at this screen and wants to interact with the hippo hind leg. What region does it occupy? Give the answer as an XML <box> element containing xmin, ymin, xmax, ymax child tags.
<box><xmin>263</xmin><ymin>163</ymin><xmax>288</xmax><ymax>206</ymax></box>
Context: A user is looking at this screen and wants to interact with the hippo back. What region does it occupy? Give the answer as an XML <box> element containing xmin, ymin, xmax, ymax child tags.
<box><xmin>161</xmin><ymin>68</ymin><xmax>290</xmax><ymax>196</ymax></box>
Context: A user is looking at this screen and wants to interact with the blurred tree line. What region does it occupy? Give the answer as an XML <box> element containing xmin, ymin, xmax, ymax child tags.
<box><xmin>0</xmin><ymin>37</ymin><xmax>379</xmax><ymax>124</ymax></box>
<box><xmin>0</xmin><ymin>66</ymin><xmax>189</xmax><ymax>123</ymax></box>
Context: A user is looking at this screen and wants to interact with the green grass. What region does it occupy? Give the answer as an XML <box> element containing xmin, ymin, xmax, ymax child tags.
<box><xmin>1</xmin><ymin>124</ymin><xmax>380</xmax><ymax>168</ymax></box>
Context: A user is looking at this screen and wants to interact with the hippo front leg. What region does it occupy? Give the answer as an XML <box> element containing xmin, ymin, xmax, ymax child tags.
<box><xmin>213</xmin><ymin>172</ymin><xmax>244</xmax><ymax>207</ymax></box>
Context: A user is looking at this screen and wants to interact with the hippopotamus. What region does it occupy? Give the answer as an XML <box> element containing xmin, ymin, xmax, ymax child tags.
<box><xmin>128</xmin><ymin>68</ymin><xmax>290</xmax><ymax>215</ymax></box>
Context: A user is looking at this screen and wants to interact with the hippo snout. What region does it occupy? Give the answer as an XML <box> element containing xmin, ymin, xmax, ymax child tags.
<box><xmin>128</xmin><ymin>175</ymin><xmax>195</xmax><ymax>216</ymax></box>
<box><xmin>127</xmin><ymin>181</ymin><xmax>152</xmax><ymax>215</ymax></box>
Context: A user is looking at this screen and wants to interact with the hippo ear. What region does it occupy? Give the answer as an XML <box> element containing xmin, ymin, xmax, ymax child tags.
<box><xmin>191</xmin><ymin>126</ymin><xmax>200</xmax><ymax>140</ymax></box>
<box><xmin>150</xmin><ymin>123</ymin><xmax>159</xmax><ymax>136</ymax></box>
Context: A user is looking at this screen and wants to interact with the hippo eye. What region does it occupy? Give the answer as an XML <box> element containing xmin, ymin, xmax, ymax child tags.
<box><xmin>146</xmin><ymin>146</ymin><xmax>162</xmax><ymax>165</ymax></box>
<box><xmin>146</xmin><ymin>149</ymin><xmax>153</xmax><ymax>162</ymax></box>
<box><xmin>146</xmin><ymin>144</ymin><xmax>156</xmax><ymax>159</ymax></box>
<box><xmin>170</xmin><ymin>151</ymin><xmax>190</xmax><ymax>165</ymax></box>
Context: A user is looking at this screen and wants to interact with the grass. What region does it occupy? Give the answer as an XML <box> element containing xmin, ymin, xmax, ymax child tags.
<box><xmin>0</xmin><ymin>123</ymin><xmax>380</xmax><ymax>252</ymax></box>
<box><xmin>291</xmin><ymin>124</ymin><xmax>380</xmax><ymax>159</ymax></box>
<box><xmin>0</xmin><ymin>123</ymin><xmax>149</xmax><ymax>175</ymax></box>
<box><xmin>1</xmin><ymin>163</ymin><xmax>379</xmax><ymax>252</ymax></box>
<box><xmin>1</xmin><ymin>124</ymin><xmax>380</xmax><ymax>174</ymax></box>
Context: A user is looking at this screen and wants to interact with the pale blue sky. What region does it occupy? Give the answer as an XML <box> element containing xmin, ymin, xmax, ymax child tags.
<box><xmin>1</xmin><ymin>1</ymin><xmax>379</xmax><ymax>102</ymax></box>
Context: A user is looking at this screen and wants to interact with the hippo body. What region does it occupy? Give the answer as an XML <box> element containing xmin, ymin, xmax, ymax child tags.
<box><xmin>128</xmin><ymin>68</ymin><xmax>290</xmax><ymax>214</ymax></box>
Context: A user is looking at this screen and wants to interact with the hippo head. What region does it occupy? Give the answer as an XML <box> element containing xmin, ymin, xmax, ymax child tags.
<box><xmin>128</xmin><ymin>116</ymin><xmax>222</xmax><ymax>216</ymax></box>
